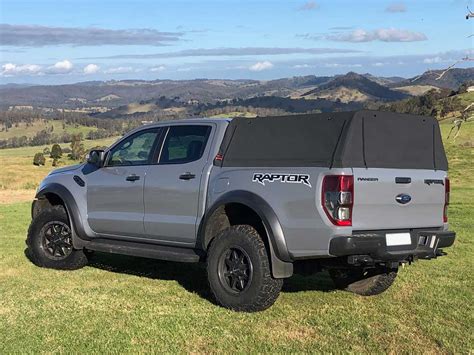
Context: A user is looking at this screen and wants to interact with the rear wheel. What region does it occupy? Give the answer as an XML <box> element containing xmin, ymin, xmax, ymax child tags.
<box><xmin>329</xmin><ymin>267</ymin><xmax>397</xmax><ymax>296</ymax></box>
<box><xmin>26</xmin><ymin>205</ymin><xmax>88</xmax><ymax>270</ymax></box>
<box><xmin>207</xmin><ymin>225</ymin><xmax>283</xmax><ymax>312</ymax></box>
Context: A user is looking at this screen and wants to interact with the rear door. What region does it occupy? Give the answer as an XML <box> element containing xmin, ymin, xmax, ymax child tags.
<box><xmin>143</xmin><ymin>124</ymin><xmax>214</xmax><ymax>243</ymax></box>
<box><xmin>350</xmin><ymin>111</ymin><xmax>448</xmax><ymax>231</ymax></box>
<box><xmin>352</xmin><ymin>168</ymin><xmax>446</xmax><ymax>230</ymax></box>
<box><xmin>87</xmin><ymin>128</ymin><xmax>162</xmax><ymax>237</ymax></box>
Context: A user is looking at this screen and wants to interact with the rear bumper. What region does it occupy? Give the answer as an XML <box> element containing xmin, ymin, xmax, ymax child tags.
<box><xmin>329</xmin><ymin>229</ymin><xmax>456</xmax><ymax>263</ymax></box>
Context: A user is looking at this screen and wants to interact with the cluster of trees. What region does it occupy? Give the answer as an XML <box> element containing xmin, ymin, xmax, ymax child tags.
<box><xmin>62</xmin><ymin>114</ymin><xmax>124</xmax><ymax>132</ymax></box>
<box><xmin>0</xmin><ymin>109</ymin><xmax>47</xmax><ymax>131</ymax></box>
<box><xmin>33</xmin><ymin>134</ymin><xmax>86</xmax><ymax>166</ymax></box>
<box><xmin>0</xmin><ymin>129</ymin><xmax>93</xmax><ymax>149</ymax></box>
<box><xmin>200</xmin><ymin>105</ymin><xmax>288</xmax><ymax>118</ymax></box>
<box><xmin>379</xmin><ymin>89</ymin><xmax>448</xmax><ymax>117</ymax></box>
<box><xmin>379</xmin><ymin>82</ymin><xmax>473</xmax><ymax>118</ymax></box>
<box><xmin>200</xmin><ymin>96</ymin><xmax>360</xmax><ymax>114</ymax></box>
<box><xmin>0</xmin><ymin>110</ymin><xmax>127</xmax><ymax>149</ymax></box>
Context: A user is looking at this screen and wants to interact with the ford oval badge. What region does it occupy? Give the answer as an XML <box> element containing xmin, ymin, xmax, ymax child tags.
<box><xmin>396</xmin><ymin>193</ymin><xmax>411</xmax><ymax>204</ymax></box>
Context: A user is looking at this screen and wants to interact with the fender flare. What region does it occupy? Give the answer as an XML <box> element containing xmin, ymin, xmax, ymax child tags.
<box><xmin>35</xmin><ymin>183</ymin><xmax>90</xmax><ymax>244</ymax></box>
<box><xmin>198</xmin><ymin>190</ymin><xmax>293</xmax><ymax>278</ymax></box>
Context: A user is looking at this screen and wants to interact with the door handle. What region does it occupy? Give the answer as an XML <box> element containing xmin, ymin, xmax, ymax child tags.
<box><xmin>179</xmin><ymin>172</ymin><xmax>196</xmax><ymax>180</ymax></box>
<box><xmin>395</xmin><ymin>177</ymin><xmax>411</xmax><ymax>184</ymax></box>
<box><xmin>126</xmin><ymin>174</ymin><xmax>140</xmax><ymax>182</ymax></box>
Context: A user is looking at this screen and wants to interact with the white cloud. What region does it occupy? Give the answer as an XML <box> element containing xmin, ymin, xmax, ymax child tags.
<box><xmin>386</xmin><ymin>2</ymin><xmax>406</xmax><ymax>13</ymax></box>
<box><xmin>150</xmin><ymin>65</ymin><xmax>166</xmax><ymax>72</ymax></box>
<box><xmin>48</xmin><ymin>59</ymin><xmax>73</xmax><ymax>74</ymax></box>
<box><xmin>327</xmin><ymin>28</ymin><xmax>426</xmax><ymax>42</ymax></box>
<box><xmin>83</xmin><ymin>63</ymin><xmax>100</xmax><ymax>74</ymax></box>
<box><xmin>299</xmin><ymin>1</ymin><xmax>319</xmax><ymax>11</ymax></box>
<box><xmin>249</xmin><ymin>61</ymin><xmax>274</xmax><ymax>71</ymax></box>
<box><xmin>104</xmin><ymin>66</ymin><xmax>135</xmax><ymax>74</ymax></box>
<box><xmin>293</xmin><ymin>64</ymin><xmax>312</xmax><ymax>69</ymax></box>
<box><xmin>324</xmin><ymin>63</ymin><xmax>362</xmax><ymax>68</ymax></box>
<box><xmin>1</xmin><ymin>63</ymin><xmax>42</xmax><ymax>76</ymax></box>
<box><xmin>423</xmin><ymin>56</ymin><xmax>442</xmax><ymax>64</ymax></box>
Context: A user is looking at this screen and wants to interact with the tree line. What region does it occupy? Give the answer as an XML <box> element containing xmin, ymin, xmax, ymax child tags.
<box><xmin>378</xmin><ymin>81</ymin><xmax>473</xmax><ymax>118</ymax></box>
<box><xmin>33</xmin><ymin>134</ymin><xmax>107</xmax><ymax>166</ymax></box>
<box><xmin>0</xmin><ymin>110</ymin><xmax>140</xmax><ymax>149</ymax></box>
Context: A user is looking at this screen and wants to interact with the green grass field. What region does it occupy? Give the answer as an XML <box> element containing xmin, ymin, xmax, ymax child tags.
<box><xmin>0</xmin><ymin>120</ymin><xmax>98</xmax><ymax>140</ymax></box>
<box><xmin>0</xmin><ymin>123</ymin><xmax>472</xmax><ymax>352</ymax></box>
<box><xmin>0</xmin><ymin>137</ymin><xmax>119</xmax><ymax>191</ymax></box>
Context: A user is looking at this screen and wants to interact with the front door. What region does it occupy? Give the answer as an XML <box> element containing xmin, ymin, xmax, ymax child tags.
<box><xmin>87</xmin><ymin>128</ymin><xmax>162</xmax><ymax>237</ymax></box>
<box><xmin>144</xmin><ymin>124</ymin><xmax>213</xmax><ymax>243</ymax></box>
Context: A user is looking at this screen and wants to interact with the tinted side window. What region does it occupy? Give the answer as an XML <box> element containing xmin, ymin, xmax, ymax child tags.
<box><xmin>107</xmin><ymin>129</ymin><xmax>160</xmax><ymax>167</ymax></box>
<box><xmin>160</xmin><ymin>125</ymin><xmax>211</xmax><ymax>164</ymax></box>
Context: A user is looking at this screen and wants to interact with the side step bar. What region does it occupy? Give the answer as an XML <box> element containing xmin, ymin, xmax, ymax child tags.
<box><xmin>85</xmin><ymin>238</ymin><xmax>202</xmax><ymax>263</ymax></box>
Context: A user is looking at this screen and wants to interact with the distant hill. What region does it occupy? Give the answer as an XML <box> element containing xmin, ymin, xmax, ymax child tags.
<box><xmin>0</xmin><ymin>75</ymin><xmax>339</xmax><ymax>110</ymax></box>
<box><xmin>361</xmin><ymin>73</ymin><xmax>405</xmax><ymax>86</ymax></box>
<box><xmin>0</xmin><ymin>79</ymin><xmax>258</xmax><ymax>109</ymax></box>
<box><xmin>92</xmin><ymin>92</ymin><xmax>362</xmax><ymax>120</ymax></box>
<box><xmin>1</xmin><ymin>69</ymin><xmax>472</xmax><ymax>113</ymax></box>
<box><xmin>393</xmin><ymin>85</ymin><xmax>440</xmax><ymax>96</ymax></box>
<box><xmin>0</xmin><ymin>83</ymin><xmax>34</xmax><ymax>89</ymax></box>
<box><xmin>207</xmin><ymin>95</ymin><xmax>362</xmax><ymax>114</ymax></box>
<box><xmin>394</xmin><ymin>68</ymin><xmax>474</xmax><ymax>90</ymax></box>
<box><xmin>301</xmin><ymin>72</ymin><xmax>408</xmax><ymax>102</ymax></box>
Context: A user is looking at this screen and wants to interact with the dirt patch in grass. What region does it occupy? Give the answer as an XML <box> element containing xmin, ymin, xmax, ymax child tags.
<box><xmin>0</xmin><ymin>189</ymin><xmax>35</xmax><ymax>204</ymax></box>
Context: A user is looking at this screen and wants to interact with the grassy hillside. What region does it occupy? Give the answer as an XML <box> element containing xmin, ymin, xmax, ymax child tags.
<box><xmin>0</xmin><ymin>119</ymin><xmax>97</xmax><ymax>140</ymax></box>
<box><xmin>0</xmin><ymin>137</ymin><xmax>119</xmax><ymax>193</ymax></box>
<box><xmin>302</xmin><ymin>72</ymin><xmax>408</xmax><ymax>102</ymax></box>
<box><xmin>393</xmin><ymin>85</ymin><xmax>440</xmax><ymax>96</ymax></box>
<box><xmin>438</xmin><ymin>92</ymin><xmax>474</xmax><ymax>122</ymax></box>
<box><xmin>396</xmin><ymin>68</ymin><xmax>474</xmax><ymax>90</ymax></box>
<box><xmin>0</xmin><ymin>121</ymin><xmax>472</xmax><ymax>352</ymax></box>
<box><xmin>442</xmin><ymin>91</ymin><xmax>474</xmax><ymax>110</ymax></box>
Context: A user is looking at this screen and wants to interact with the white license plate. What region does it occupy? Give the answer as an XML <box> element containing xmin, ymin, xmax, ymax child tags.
<box><xmin>386</xmin><ymin>232</ymin><xmax>411</xmax><ymax>246</ymax></box>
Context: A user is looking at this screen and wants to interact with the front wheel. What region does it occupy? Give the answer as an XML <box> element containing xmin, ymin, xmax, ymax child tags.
<box><xmin>329</xmin><ymin>267</ymin><xmax>397</xmax><ymax>296</ymax></box>
<box><xmin>26</xmin><ymin>205</ymin><xmax>88</xmax><ymax>270</ymax></box>
<box><xmin>207</xmin><ymin>225</ymin><xmax>283</xmax><ymax>312</ymax></box>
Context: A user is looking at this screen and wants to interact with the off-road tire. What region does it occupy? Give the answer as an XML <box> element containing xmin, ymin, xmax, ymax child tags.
<box><xmin>26</xmin><ymin>205</ymin><xmax>88</xmax><ymax>270</ymax></box>
<box><xmin>207</xmin><ymin>225</ymin><xmax>283</xmax><ymax>312</ymax></box>
<box><xmin>329</xmin><ymin>267</ymin><xmax>397</xmax><ymax>296</ymax></box>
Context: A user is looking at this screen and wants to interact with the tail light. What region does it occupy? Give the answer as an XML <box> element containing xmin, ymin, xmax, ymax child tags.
<box><xmin>322</xmin><ymin>175</ymin><xmax>354</xmax><ymax>226</ymax></box>
<box><xmin>443</xmin><ymin>178</ymin><xmax>450</xmax><ymax>223</ymax></box>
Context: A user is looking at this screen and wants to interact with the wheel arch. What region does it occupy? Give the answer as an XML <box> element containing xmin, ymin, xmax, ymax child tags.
<box><xmin>34</xmin><ymin>183</ymin><xmax>87</xmax><ymax>245</ymax></box>
<box><xmin>198</xmin><ymin>190</ymin><xmax>293</xmax><ymax>278</ymax></box>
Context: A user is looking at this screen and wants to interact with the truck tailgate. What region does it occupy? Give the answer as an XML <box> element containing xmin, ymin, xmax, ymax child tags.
<box><xmin>352</xmin><ymin>168</ymin><xmax>446</xmax><ymax>230</ymax></box>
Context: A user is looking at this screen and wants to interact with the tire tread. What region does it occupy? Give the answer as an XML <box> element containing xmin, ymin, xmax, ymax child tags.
<box><xmin>207</xmin><ymin>225</ymin><xmax>283</xmax><ymax>312</ymax></box>
<box><xmin>330</xmin><ymin>268</ymin><xmax>397</xmax><ymax>296</ymax></box>
<box><xmin>26</xmin><ymin>205</ymin><xmax>88</xmax><ymax>270</ymax></box>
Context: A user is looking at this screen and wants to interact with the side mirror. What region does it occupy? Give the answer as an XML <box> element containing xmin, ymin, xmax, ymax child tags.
<box><xmin>87</xmin><ymin>149</ymin><xmax>105</xmax><ymax>167</ymax></box>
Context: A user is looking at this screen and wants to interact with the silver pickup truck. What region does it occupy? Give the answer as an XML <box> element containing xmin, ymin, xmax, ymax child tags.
<box><xmin>27</xmin><ymin>110</ymin><xmax>455</xmax><ymax>312</ymax></box>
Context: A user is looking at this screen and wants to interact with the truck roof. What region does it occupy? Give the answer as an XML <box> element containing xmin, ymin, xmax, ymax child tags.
<box><xmin>142</xmin><ymin>117</ymin><xmax>232</xmax><ymax>128</ymax></box>
<box><xmin>215</xmin><ymin>110</ymin><xmax>448</xmax><ymax>171</ymax></box>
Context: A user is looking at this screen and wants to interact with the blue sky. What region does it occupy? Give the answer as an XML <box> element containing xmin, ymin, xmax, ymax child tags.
<box><xmin>0</xmin><ymin>0</ymin><xmax>472</xmax><ymax>84</ymax></box>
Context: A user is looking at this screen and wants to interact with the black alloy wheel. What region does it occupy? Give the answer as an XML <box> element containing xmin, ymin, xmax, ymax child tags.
<box><xmin>27</xmin><ymin>205</ymin><xmax>88</xmax><ymax>270</ymax></box>
<box><xmin>207</xmin><ymin>225</ymin><xmax>283</xmax><ymax>312</ymax></box>
<box><xmin>40</xmin><ymin>221</ymin><xmax>73</xmax><ymax>260</ymax></box>
<box><xmin>218</xmin><ymin>246</ymin><xmax>253</xmax><ymax>293</ymax></box>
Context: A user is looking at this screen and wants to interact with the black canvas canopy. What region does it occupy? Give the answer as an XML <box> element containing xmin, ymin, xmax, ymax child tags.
<box><xmin>216</xmin><ymin>110</ymin><xmax>448</xmax><ymax>170</ymax></box>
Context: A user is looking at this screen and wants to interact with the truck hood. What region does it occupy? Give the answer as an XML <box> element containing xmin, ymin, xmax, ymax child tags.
<box><xmin>48</xmin><ymin>163</ymin><xmax>83</xmax><ymax>176</ymax></box>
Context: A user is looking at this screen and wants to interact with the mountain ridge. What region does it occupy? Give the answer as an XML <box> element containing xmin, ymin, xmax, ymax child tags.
<box><xmin>301</xmin><ymin>72</ymin><xmax>408</xmax><ymax>102</ymax></box>
<box><xmin>1</xmin><ymin>69</ymin><xmax>471</xmax><ymax>114</ymax></box>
